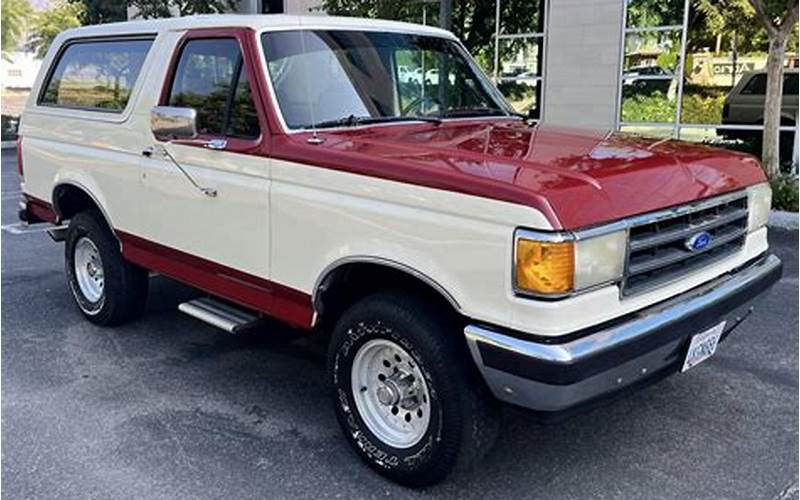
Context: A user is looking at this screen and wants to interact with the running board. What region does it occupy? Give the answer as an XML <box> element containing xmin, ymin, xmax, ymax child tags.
<box><xmin>178</xmin><ymin>297</ymin><xmax>262</xmax><ymax>334</ymax></box>
<box><xmin>2</xmin><ymin>221</ymin><xmax>68</xmax><ymax>240</ymax></box>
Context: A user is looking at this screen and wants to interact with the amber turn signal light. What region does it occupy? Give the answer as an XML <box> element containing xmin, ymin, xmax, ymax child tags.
<box><xmin>515</xmin><ymin>238</ymin><xmax>575</xmax><ymax>295</ymax></box>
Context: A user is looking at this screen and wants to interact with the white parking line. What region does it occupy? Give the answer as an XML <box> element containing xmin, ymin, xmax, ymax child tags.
<box><xmin>2</xmin><ymin>190</ymin><xmax>22</xmax><ymax>200</ymax></box>
<box><xmin>1</xmin><ymin>223</ymin><xmax>65</xmax><ymax>235</ymax></box>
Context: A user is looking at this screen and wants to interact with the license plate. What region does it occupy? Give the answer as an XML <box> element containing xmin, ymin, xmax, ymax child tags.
<box><xmin>681</xmin><ymin>321</ymin><xmax>726</xmax><ymax>372</ymax></box>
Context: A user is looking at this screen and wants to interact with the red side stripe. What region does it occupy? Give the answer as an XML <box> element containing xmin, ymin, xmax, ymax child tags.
<box><xmin>117</xmin><ymin>230</ymin><xmax>314</xmax><ymax>329</ymax></box>
<box><xmin>25</xmin><ymin>196</ymin><xmax>58</xmax><ymax>223</ymax></box>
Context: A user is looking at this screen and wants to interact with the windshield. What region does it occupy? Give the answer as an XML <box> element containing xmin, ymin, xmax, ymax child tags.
<box><xmin>261</xmin><ymin>30</ymin><xmax>512</xmax><ymax>129</ymax></box>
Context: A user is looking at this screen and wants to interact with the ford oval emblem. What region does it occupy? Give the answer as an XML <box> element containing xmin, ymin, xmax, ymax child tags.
<box><xmin>686</xmin><ymin>231</ymin><xmax>712</xmax><ymax>252</ymax></box>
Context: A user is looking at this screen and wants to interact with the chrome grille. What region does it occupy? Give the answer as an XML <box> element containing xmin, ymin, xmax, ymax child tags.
<box><xmin>622</xmin><ymin>194</ymin><xmax>748</xmax><ymax>296</ymax></box>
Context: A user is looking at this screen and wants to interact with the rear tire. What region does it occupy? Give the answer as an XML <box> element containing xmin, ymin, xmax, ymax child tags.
<box><xmin>65</xmin><ymin>210</ymin><xmax>148</xmax><ymax>325</ymax></box>
<box><xmin>327</xmin><ymin>290</ymin><xmax>499</xmax><ymax>487</ymax></box>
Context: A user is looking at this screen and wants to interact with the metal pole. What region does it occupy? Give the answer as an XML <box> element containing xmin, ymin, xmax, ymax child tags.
<box><xmin>673</xmin><ymin>0</ymin><xmax>691</xmax><ymax>139</ymax></box>
<box><xmin>614</xmin><ymin>0</ymin><xmax>629</xmax><ymax>130</ymax></box>
<box><xmin>793</xmin><ymin>110</ymin><xmax>799</xmax><ymax>173</ymax></box>
<box><xmin>439</xmin><ymin>0</ymin><xmax>453</xmax><ymax>30</ymax></box>
<box><xmin>494</xmin><ymin>0</ymin><xmax>501</xmax><ymax>81</ymax></box>
<box><xmin>539</xmin><ymin>0</ymin><xmax>549</xmax><ymax>120</ymax></box>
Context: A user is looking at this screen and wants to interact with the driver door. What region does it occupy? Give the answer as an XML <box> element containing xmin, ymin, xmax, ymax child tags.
<box><xmin>138</xmin><ymin>30</ymin><xmax>273</xmax><ymax>310</ymax></box>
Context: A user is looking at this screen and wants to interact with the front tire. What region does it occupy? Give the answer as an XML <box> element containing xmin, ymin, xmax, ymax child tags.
<box><xmin>327</xmin><ymin>291</ymin><xmax>499</xmax><ymax>487</ymax></box>
<box><xmin>65</xmin><ymin>210</ymin><xmax>148</xmax><ymax>325</ymax></box>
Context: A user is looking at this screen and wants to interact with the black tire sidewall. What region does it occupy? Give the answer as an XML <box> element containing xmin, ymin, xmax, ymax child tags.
<box><xmin>65</xmin><ymin>213</ymin><xmax>109</xmax><ymax>316</ymax></box>
<box><xmin>64</xmin><ymin>210</ymin><xmax>145</xmax><ymax>325</ymax></box>
<box><xmin>328</xmin><ymin>295</ymin><xmax>466</xmax><ymax>485</ymax></box>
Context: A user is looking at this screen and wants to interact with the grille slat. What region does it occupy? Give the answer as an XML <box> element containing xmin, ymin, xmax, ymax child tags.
<box><xmin>628</xmin><ymin>226</ymin><xmax>747</xmax><ymax>275</ymax></box>
<box><xmin>622</xmin><ymin>194</ymin><xmax>748</xmax><ymax>297</ymax></box>
<box><xmin>628</xmin><ymin>206</ymin><xmax>748</xmax><ymax>252</ymax></box>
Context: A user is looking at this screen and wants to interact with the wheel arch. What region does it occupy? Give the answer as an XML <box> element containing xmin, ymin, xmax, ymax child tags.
<box><xmin>312</xmin><ymin>257</ymin><xmax>462</xmax><ymax>329</ymax></box>
<box><xmin>52</xmin><ymin>181</ymin><xmax>118</xmax><ymax>243</ymax></box>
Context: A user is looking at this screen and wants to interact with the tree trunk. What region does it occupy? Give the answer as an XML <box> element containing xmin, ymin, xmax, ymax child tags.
<box><xmin>439</xmin><ymin>0</ymin><xmax>453</xmax><ymax>31</ymax></box>
<box><xmin>762</xmin><ymin>34</ymin><xmax>788</xmax><ymax>178</ymax></box>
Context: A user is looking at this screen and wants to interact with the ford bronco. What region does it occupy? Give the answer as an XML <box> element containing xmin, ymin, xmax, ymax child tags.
<box><xmin>17</xmin><ymin>15</ymin><xmax>782</xmax><ymax>486</ymax></box>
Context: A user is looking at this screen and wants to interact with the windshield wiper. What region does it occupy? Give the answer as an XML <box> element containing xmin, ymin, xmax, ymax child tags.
<box><xmin>438</xmin><ymin>107</ymin><xmax>508</xmax><ymax>118</ymax></box>
<box><xmin>314</xmin><ymin>114</ymin><xmax>442</xmax><ymax>129</ymax></box>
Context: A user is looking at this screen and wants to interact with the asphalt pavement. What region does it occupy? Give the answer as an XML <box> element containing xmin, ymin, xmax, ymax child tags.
<box><xmin>2</xmin><ymin>147</ymin><xmax>798</xmax><ymax>500</ymax></box>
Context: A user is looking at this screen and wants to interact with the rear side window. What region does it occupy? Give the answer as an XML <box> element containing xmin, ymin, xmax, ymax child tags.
<box><xmin>783</xmin><ymin>74</ymin><xmax>798</xmax><ymax>96</ymax></box>
<box><xmin>741</xmin><ymin>74</ymin><xmax>766</xmax><ymax>95</ymax></box>
<box><xmin>167</xmin><ymin>38</ymin><xmax>260</xmax><ymax>138</ymax></box>
<box><xmin>40</xmin><ymin>38</ymin><xmax>153</xmax><ymax>112</ymax></box>
<box><xmin>740</xmin><ymin>73</ymin><xmax>799</xmax><ymax>96</ymax></box>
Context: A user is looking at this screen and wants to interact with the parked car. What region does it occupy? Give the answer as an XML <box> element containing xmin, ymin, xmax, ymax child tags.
<box><xmin>622</xmin><ymin>65</ymin><xmax>675</xmax><ymax>97</ymax></box>
<box><xmin>622</xmin><ymin>64</ymin><xmax>672</xmax><ymax>85</ymax></box>
<box><xmin>721</xmin><ymin>68</ymin><xmax>798</xmax><ymax>157</ymax></box>
<box><xmin>17</xmin><ymin>15</ymin><xmax>781</xmax><ymax>487</ymax></box>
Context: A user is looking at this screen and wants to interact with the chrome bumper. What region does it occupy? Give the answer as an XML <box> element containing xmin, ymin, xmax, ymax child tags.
<box><xmin>465</xmin><ymin>254</ymin><xmax>782</xmax><ymax>418</ymax></box>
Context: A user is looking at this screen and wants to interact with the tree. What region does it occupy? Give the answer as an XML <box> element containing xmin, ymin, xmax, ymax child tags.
<box><xmin>129</xmin><ymin>0</ymin><xmax>236</xmax><ymax>18</ymax></box>
<box><xmin>747</xmin><ymin>0</ymin><xmax>798</xmax><ymax>177</ymax></box>
<box><xmin>68</xmin><ymin>0</ymin><xmax>127</xmax><ymax>24</ymax></box>
<box><xmin>693</xmin><ymin>0</ymin><xmax>757</xmax><ymax>86</ymax></box>
<box><xmin>323</xmin><ymin>0</ymin><xmax>543</xmax><ymax>70</ymax></box>
<box><xmin>2</xmin><ymin>0</ymin><xmax>33</xmax><ymax>60</ymax></box>
<box><xmin>28</xmin><ymin>1</ymin><xmax>84</xmax><ymax>59</ymax></box>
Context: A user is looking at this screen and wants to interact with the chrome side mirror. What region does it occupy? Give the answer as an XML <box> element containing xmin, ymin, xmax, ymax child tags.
<box><xmin>151</xmin><ymin>106</ymin><xmax>198</xmax><ymax>139</ymax></box>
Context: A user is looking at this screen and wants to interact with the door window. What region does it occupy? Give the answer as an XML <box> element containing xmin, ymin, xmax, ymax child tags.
<box><xmin>168</xmin><ymin>38</ymin><xmax>260</xmax><ymax>138</ymax></box>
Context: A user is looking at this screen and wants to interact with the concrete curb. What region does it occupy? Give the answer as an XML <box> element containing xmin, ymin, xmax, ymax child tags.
<box><xmin>769</xmin><ymin>210</ymin><xmax>799</xmax><ymax>230</ymax></box>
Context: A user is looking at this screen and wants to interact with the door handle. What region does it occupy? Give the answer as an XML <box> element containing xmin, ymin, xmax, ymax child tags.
<box><xmin>204</xmin><ymin>139</ymin><xmax>227</xmax><ymax>150</ymax></box>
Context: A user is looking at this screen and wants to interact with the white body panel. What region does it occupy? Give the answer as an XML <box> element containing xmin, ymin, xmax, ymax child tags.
<box><xmin>133</xmin><ymin>31</ymin><xmax>270</xmax><ymax>277</ymax></box>
<box><xmin>19</xmin><ymin>15</ymin><xmax>770</xmax><ymax>337</ymax></box>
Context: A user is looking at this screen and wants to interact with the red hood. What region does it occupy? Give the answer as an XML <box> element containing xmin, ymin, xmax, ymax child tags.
<box><xmin>271</xmin><ymin>120</ymin><xmax>766</xmax><ymax>230</ymax></box>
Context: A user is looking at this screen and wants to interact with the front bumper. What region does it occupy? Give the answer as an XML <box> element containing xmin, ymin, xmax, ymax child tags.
<box><xmin>465</xmin><ymin>254</ymin><xmax>782</xmax><ymax>419</ymax></box>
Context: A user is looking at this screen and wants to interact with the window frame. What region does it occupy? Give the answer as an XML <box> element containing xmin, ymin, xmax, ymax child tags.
<box><xmin>158</xmin><ymin>29</ymin><xmax>267</xmax><ymax>150</ymax></box>
<box><xmin>37</xmin><ymin>34</ymin><xmax>156</xmax><ymax>114</ymax></box>
<box><xmin>492</xmin><ymin>0</ymin><xmax>548</xmax><ymax>120</ymax></box>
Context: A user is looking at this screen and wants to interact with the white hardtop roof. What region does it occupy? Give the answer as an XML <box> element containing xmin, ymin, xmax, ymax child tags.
<box><xmin>60</xmin><ymin>14</ymin><xmax>456</xmax><ymax>40</ymax></box>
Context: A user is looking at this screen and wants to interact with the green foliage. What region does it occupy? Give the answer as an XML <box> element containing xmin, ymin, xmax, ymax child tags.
<box><xmin>130</xmin><ymin>0</ymin><xmax>237</xmax><ymax>18</ymax></box>
<box><xmin>655</xmin><ymin>49</ymin><xmax>679</xmax><ymax>73</ymax></box>
<box><xmin>771</xmin><ymin>174</ymin><xmax>799</xmax><ymax>211</ymax></box>
<box><xmin>689</xmin><ymin>0</ymin><xmax>765</xmax><ymax>52</ymax></box>
<box><xmin>627</xmin><ymin>0</ymin><xmax>683</xmax><ymax>27</ymax></box>
<box><xmin>680</xmin><ymin>86</ymin><xmax>727</xmax><ymax>123</ymax></box>
<box><xmin>323</xmin><ymin>0</ymin><xmax>542</xmax><ymax>72</ymax></box>
<box><xmin>68</xmin><ymin>0</ymin><xmax>127</xmax><ymax>24</ymax></box>
<box><xmin>621</xmin><ymin>92</ymin><xmax>677</xmax><ymax>123</ymax></box>
<box><xmin>28</xmin><ymin>2</ymin><xmax>84</xmax><ymax>59</ymax></box>
<box><xmin>1</xmin><ymin>0</ymin><xmax>33</xmax><ymax>59</ymax></box>
<box><xmin>322</xmin><ymin>0</ymin><xmax>431</xmax><ymax>23</ymax></box>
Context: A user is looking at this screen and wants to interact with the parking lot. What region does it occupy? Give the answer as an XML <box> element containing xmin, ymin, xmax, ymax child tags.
<box><xmin>1</xmin><ymin>147</ymin><xmax>797</xmax><ymax>500</ymax></box>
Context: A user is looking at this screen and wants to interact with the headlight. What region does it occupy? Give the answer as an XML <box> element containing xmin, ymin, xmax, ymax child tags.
<box><xmin>514</xmin><ymin>229</ymin><xmax>626</xmax><ymax>297</ymax></box>
<box><xmin>747</xmin><ymin>182</ymin><xmax>771</xmax><ymax>232</ymax></box>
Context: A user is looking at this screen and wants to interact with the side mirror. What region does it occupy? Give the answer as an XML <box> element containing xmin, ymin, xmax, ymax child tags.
<box><xmin>151</xmin><ymin>106</ymin><xmax>198</xmax><ymax>139</ymax></box>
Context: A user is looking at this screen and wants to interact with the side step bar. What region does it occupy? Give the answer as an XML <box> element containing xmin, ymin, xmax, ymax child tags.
<box><xmin>2</xmin><ymin>221</ymin><xmax>68</xmax><ymax>241</ymax></box>
<box><xmin>178</xmin><ymin>297</ymin><xmax>262</xmax><ymax>334</ymax></box>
